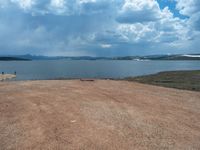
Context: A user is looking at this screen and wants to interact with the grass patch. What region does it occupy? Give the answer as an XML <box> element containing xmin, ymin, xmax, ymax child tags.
<box><xmin>125</xmin><ymin>70</ymin><xmax>200</xmax><ymax>91</ymax></box>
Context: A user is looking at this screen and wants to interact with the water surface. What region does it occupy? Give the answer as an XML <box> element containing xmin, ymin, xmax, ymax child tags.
<box><xmin>0</xmin><ymin>60</ymin><xmax>200</xmax><ymax>80</ymax></box>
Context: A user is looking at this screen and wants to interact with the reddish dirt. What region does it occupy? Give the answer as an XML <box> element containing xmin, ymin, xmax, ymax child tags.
<box><xmin>0</xmin><ymin>80</ymin><xmax>200</xmax><ymax>150</ymax></box>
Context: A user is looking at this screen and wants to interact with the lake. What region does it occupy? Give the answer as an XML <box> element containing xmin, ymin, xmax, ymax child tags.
<box><xmin>0</xmin><ymin>60</ymin><xmax>200</xmax><ymax>80</ymax></box>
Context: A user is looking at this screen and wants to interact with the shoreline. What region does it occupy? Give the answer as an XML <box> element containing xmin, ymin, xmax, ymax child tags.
<box><xmin>125</xmin><ymin>70</ymin><xmax>200</xmax><ymax>91</ymax></box>
<box><xmin>0</xmin><ymin>74</ymin><xmax>16</xmax><ymax>81</ymax></box>
<box><xmin>1</xmin><ymin>70</ymin><xmax>200</xmax><ymax>91</ymax></box>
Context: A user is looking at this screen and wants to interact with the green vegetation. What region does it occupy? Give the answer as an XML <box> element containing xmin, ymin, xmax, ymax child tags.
<box><xmin>125</xmin><ymin>70</ymin><xmax>200</xmax><ymax>91</ymax></box>
<box><xmin>0</xmin><ymin>57</ymin><xmax>30</xmax><ymax>61</ymax></box>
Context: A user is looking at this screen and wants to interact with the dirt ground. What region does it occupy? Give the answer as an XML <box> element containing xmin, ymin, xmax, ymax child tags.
<box><xmin>0</xmin><ymin>80</ymin><xmax>200</xmax><ymax>150</ymax></box>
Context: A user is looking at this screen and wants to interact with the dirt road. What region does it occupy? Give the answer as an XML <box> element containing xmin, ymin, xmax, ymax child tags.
<box><xmin>0</xmin><ymin>80</ymin><xmax>200</xmax><ymax>150</ymax></box>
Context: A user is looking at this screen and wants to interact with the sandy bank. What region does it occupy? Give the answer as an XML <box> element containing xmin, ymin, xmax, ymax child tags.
<box><xmin>0</xmin><ymin>74</ymin><xmax>16</xmax><ymax>81</ymax></box>
<box><xmin>0</xmin><ymin>80</ymin><xmax>200</xmax><ymax>149</ymax></box>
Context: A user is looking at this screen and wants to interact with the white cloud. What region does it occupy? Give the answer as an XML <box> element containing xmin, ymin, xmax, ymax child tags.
<box><xmin>189</xmin><ymin>12</ymin><xmax>200</xmax><ymax>31</ymax></box>
<box><xmin>176</xmin><ymin>0</ymin><xmax>200</xmax><ymax>31</ymax></box>
<box><xmin>79</xmin><ymin>0</ymin><xmax>96</xmax><ymax>4</ymax></box>
<box><xmin>49</xmin><ymin>0</ymin><xmax>66</xmax><ymax>14</ymax></box>
<box><xmin>11</xmin><ymin>0</ymin><xmax>35</xmax><ymax>10</ymax></box>
<box><xmin>116</xmin><ymin>0</ymin><xmax>190</xmax><ymax>45</ymax></box>
<box><xmin>116</xmin><ymin>0</ymin><xmax>161</xmax><ymax>23</ymax></box>
<box><xmin>0</xmin><ymin>0</ymin><xmax>199</xmax><ymax>56</ymax></box>
<box><xmin>50</xmin><ymin>0</ymin><xmax>65</xmax><ymax>8</ymax></box>
<box><xmin>176</xmin><ymin>0</ymin><xmax>200</xmax><ymax>16</ymax></box>
<box><xmin>100</xmin><ymin>44</ymin><xmax>112</xmax><ymax>48</ymax></box>
<box><xmin>122</xmin><ymin>0</ymin><xmax>158</xmax><ymax>10</ymax></box>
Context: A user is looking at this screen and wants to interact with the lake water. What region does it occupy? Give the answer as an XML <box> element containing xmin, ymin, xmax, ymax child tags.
<box><xmin>0</xmin><ymin>60</ymin><xmax>200</xmax><ymax>80</ymax></box>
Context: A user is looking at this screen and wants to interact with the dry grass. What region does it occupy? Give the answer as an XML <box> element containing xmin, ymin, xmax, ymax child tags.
<box><xmin>125</xmin><ymin>70</ymin><xmax>200</xmax><ymax>91</ymax></box>
<box><xmin>0</xmin><ymin>80</ymin><xmax>200</xmax><ymax>150</ymax></box>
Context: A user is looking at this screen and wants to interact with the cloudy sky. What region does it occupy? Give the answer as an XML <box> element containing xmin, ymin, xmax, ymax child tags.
<box><xmin>0</xmin><ymin>0</ymin><xmax>199</xmax><ymax>56</ymax></box>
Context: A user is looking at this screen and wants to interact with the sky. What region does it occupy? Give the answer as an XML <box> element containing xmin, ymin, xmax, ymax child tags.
<box><xmin>0</xmin><ymin>0</ymin><xmax>199</xmax><ymax>56</ymax></box>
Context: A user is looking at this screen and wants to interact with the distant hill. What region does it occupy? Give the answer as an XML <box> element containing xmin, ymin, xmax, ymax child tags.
<box><xmin>17</xmin><ymin>55</ymin><xmax>110</xmax><ymax>60</ymax></box>
<box><xmin>144</xmin><ymin>54</ymin><xmax>200</xmax><ymax>60</ymax></box>
<box><xmin>0</xmin><ymin>54</ymin><xmax>199</xmax><ymax>61</ymax></box>
<box><xmin>113</xmin><ymin>54</ymin><xmax>200</xmax><ymax>61</ymax></box>
<box><xmin>0</xmin><ymin>57</ymin><xmax>30</xmax><ymax>61</ymax></box>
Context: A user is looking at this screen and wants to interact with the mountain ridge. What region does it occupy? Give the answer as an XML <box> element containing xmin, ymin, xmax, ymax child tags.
<box><xmin>0</xmin><ymin>54</ymin><xmax>200</xmax><ymax>61</ymax></box>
